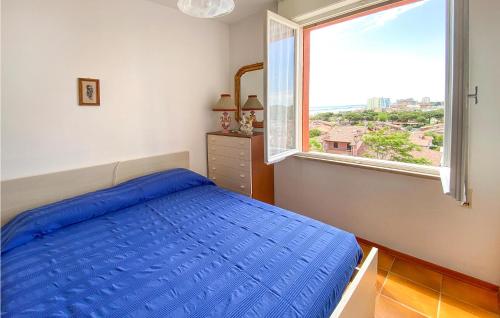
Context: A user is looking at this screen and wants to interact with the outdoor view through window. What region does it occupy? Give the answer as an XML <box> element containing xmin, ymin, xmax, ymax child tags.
<box><xmin>308</xmin><ymin>0</ymin><xmax>446</xmax><ymax>166</ymax></box>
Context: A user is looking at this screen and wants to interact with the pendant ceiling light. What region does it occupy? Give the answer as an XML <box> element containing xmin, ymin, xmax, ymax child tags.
<box><xmin>177</xmin><ymin>0</ymin><xmax>235</xmax><ymax>18</ymax></box>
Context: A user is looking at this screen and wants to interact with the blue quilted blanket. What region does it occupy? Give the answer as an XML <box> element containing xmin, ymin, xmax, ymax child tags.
<box><xmin>1</xmin><ymin>169</ymin><xmax>362</xmax><ymax>317</ymax></box>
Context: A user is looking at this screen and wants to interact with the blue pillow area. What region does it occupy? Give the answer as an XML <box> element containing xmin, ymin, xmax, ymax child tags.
<box><xmin>1</xmin><ymin>168</ymin><xmax>214</xmax><ymax>253</ymax></box>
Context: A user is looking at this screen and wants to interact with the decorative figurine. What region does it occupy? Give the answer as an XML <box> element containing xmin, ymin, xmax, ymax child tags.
<box><xmin>239</xmin><ymin>115</ymin><xmax>254</xmax><ymax>136</ymax></box>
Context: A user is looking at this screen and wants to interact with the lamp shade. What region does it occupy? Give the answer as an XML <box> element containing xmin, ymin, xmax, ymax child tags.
<box><xmin>177</xmin><ymin>0</ymin><xmax>235</xmax><ymax>19</ymax></box>
<box><xmin>213</xmin><ymin>94</ymin><xmax>236</xmax><ymax>111</ymax></box>
<box><xmin>242</xmin><ymin>95</ymin><xmax>264</xmax><ymax>111</ymax></box>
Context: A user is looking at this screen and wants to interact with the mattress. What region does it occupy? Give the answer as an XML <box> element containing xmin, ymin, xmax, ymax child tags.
<box><xmin>1</xmin><ymin>169</ymin><xmax>362</xmax><ymax>318</ymax></box>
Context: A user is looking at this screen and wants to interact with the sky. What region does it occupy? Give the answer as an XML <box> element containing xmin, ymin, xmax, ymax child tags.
<box><xmin>309</xmin><ymin>0</ymin><xmax>446</xmax><ymax>108</ymax></box>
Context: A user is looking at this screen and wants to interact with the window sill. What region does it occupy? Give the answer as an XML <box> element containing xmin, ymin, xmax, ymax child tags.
<box><xmin>294</xmin><ymin>152</ymin><xmax>441</xmax><ymax>180</ymax></box>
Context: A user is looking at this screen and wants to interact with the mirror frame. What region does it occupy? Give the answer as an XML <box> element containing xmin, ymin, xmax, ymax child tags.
<box><xmin>235</xmin><ymin>62</ymin><xmax>264</xmax><ymax>128</ymax></box>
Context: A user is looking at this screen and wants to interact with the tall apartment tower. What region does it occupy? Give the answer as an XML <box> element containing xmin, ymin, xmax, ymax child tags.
<box><xmin>367</xmin><ymin>97</ymin><xmax>391</xmax><ymax>111</ymax></box>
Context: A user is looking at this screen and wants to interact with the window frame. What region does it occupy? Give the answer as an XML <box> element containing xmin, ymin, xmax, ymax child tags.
<box><xmin>299</xmin><ymin>0</ymin><xmax>444</xmax><ymax>177</ymax></box>
<box><xmin>264</xmin><ymin>11</ymin><xmax>302</xmax><ymax>164</ymax></box>
<box><xmin>441</xmin><ymin>0</ymin><xmax>469</xmax><ymax>203</ymax></box>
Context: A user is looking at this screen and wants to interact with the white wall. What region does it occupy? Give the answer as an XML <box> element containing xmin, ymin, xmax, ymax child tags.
<box><xmin>228</xmin><ymin>8</ymin><xmax>274</xmax><ymax>131</ymax></box>
<box><xmin>1</xmin><ymin>0</ymin><xmax>229</xmax><ymax>180</ymax></box>
<box><xmin>230</xmin><ymin>0</ymin><xmax>500</xmax><ymax>284</ymax></box>
<box><xmin>229</xmin><ymin>11</ymin><xmax>268</xmax><ymax>79</ymax></box>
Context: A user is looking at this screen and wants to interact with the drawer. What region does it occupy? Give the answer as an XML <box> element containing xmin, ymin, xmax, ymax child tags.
<box><xmin>208</xmin><ymin>135</ymin><xmax>250</xmax><ymax>150</ymax></box>
<box><xmin>208</xmin><ymin>146</ymin><xmax>251</xmax><ymax>161</ymax></box>
<box><xmin>207</xmin><ymin>154</ymin><xmax>251</xmax><ymax>170</ymax></box>
<box><xmin>208</xmin><ymin>172</ymin><xmax>251</xmax><ymax>196</ymax></box>
<box><xmin>208</xmin><ymin>162</ymin><xmax>251</xmax><ymax>181</ymax></box>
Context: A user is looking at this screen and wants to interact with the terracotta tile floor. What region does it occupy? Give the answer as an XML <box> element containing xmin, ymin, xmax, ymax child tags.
<box><xmin>358</xmin><ymin>242</ymin><xmax>500</xmax><ymax>318</ymax></box>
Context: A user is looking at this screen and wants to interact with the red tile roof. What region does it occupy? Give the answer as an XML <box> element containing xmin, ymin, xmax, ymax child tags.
<box><xmin>323</xmin><ymin>126</ymin><xmax>368</xmax><ymax>143</ymax></box>
<box><xmin>410</xmin><ymin>131</ymin><xmax>433</xmax><ymax>147</ymax></box>
<box><xmin>411</xmin><ymin>148</ymin><xmax>442</xmax><ymax>166</ymax></box>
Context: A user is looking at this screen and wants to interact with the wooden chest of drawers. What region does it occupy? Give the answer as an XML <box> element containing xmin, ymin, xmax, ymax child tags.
<box><xmin>207</xmin><ymin>131</ymin><xmax>274</xmax><ymax>204</ymax></box>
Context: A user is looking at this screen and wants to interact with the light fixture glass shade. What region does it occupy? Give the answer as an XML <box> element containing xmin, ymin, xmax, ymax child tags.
<box><xmin>242</xmin><ymin>95</ymin><xmax>264</xmax><ymax>111</ymax></box>
<box><xmin>177</xmin><ymin>0</ymin><xmax>235</xmax><ymax>18</ymax></box>
<box><xmin>213</xmin><ymin>94</ymin><xmax>236</xmax><ymax>111</ymax></box>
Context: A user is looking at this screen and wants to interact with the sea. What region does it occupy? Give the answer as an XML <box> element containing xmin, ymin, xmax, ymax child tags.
<box><xmin>309</xmin><ymin>105</ymin><xmax>367</xmax><ymax>115</ymax></box>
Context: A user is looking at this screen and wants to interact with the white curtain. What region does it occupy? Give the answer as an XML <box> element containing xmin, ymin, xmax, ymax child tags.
<box><xmin>265</xmin><ymin>12</ymin><xmax>299</xmax><ymax>164</ymax></box>
<box><xmin>441</xmin><ymin>0</ymin><xmax>469</xmax><ymax>204</ymax></box>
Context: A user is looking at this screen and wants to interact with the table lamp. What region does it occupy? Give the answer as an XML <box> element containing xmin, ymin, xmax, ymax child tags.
<box><xmin>213</xmin><ymin>94</ymin><xmax>236</xmax><ymax>133</ymax></box>
<box><xmin>242</xmin><ymin>95</ymin><xmax>264</xmax><ymax>127</ymax></box>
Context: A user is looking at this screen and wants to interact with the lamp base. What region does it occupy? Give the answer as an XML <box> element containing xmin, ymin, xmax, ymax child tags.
<box><xmin>220</xmin><ymin>112</ymin><xmax>231</xmax><ymax>133</ymax></box>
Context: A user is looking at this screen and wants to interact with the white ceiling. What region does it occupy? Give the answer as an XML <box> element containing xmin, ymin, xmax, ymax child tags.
<box><xmin>148</xmin><ymin>0</ymin><xmax>276</xmax><ymax>24</ymax></box>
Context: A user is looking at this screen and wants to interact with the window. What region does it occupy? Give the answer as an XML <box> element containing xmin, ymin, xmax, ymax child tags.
<box><xmin>303</xmin><ymin>0</ymin><xmax>447</xmax><ymax>168</ymax></box>
<box><xmin>265</xmin><ymin>0</ymin><xmax>469</xmax><ymax>203</ymax></box>
<box><xmin>265</xmin><ymin>11</ymin><xmax>300</xmax><ymax>164</ymax></box>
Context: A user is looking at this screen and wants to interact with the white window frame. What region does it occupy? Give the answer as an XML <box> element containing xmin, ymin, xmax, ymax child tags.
<box><xmin>441</xmin><ymin>0</ymin><xmax>470</xmax><ymax>204</ymax></box>
<box><xmin>294</xmin><ymin>0</ymin><xmax>446</xmax><ymax>177</ymax></box>
<box><xmin>264</xmin><ymin>11</ymin><xmax>302</xmax><ymax>164</ymax></box>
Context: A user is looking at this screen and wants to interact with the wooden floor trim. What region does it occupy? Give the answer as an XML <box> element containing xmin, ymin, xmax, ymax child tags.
<box><xmin>356</xmin><ymin>237</ymin><xmax>499</xmax><ymax>293</ymax></box>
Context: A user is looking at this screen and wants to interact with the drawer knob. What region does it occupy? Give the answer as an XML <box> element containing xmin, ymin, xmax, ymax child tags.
<box><xmin>212</xmin><ymin>167</ymin><xmax>216</xmax><ymax>170</ymax></box>
<box><xmin>240</xmin><ymin>163</ymin><xmax>245</xmax><ymax>167</ymax></box>
<box><xmin>239</xmin><ymin>152</ymin><xmax>244</xmax><ymax>156</ymax></box>
<box><xmin>240</xmin><ymin>185</ymin><xmax>245</xmax><ymax>189</ymax></box>
<box><xmin>240</xmin><ymin>174</ymin><xmax>245</xmax><ymax>178</ymax></box>
<box><xmin>211</xmin><ymin>177</ymin><xmax>217</xmax><ymax>180</ymax></box>
<box><xmin>212</xmin><ymin>157</ymin><xmax>216</xmax><ymax>161</ymax></box>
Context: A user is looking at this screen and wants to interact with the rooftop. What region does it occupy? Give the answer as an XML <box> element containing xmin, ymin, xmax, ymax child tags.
<box><xmin>410</xmin><ymin>131</ymin><xmax>433</xmax><ymax>147</ymax></box>
<box><xmin>323</xmin><ymin>126</ymin><xmax>368</xmax><ymax>143</ymax></box>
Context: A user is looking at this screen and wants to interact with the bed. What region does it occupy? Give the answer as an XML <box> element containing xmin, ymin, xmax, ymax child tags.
<box><xmin>1</xmin><ymin>153</ymin><xmax>377</xmax><ymax>318</ymax></box>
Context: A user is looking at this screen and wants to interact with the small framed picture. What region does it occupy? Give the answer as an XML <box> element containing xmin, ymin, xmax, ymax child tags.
<box><xmin>78</xmin><ymin>78</ymin><xmax>100</xmax><ymax>106</ymax></box>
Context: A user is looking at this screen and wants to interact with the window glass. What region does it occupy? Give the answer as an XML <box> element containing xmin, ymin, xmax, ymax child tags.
<box><xmin>306</xmin><ymin>0</ymin><xmax>446</xmax><ymax>167</ymax></box>
<box><xmin>265</xmin><ymin>12</ymin><xmax>300</xmax><ymax>164</ymax></box>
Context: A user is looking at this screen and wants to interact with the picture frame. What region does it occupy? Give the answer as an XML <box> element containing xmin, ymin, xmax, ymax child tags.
<box><xmin>78</xmin><ymin>78</ymin><xmax>100</xmax><ymax>106</ymax></box>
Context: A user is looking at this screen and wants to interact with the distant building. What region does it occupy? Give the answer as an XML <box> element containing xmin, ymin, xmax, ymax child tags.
<box><xmin>421</xmin><ymin>97</ymin><xmax>431</xmax><ymax>104</ymax></box>
<box><xmin>396</xmin><ymin>98</ymin><xmax>417</xmax><ymax>106</ymax></box>
<box><xmin>322</xmin><ymin>126</ymin><xmax>368</xmax><ymax>156</ymax></box>
<box><xmin>367</xmin><ymin>97</ymin><xmax>391</xmax><ymax>112</ymax></box>
<box><xmin>390</xmin><ymin>98</ymin><xmax>418</xmax><ymax>111</ymax></box>
<box><xmin>419</xmin><ymin>97</ymin><xmax>433</xmax><ymax>109</ymax></box>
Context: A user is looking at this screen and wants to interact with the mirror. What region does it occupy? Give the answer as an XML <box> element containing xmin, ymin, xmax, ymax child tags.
<box><xmin>235</xmin><ymin>63</ymin><xmax>264</xmax><ymax>128</ymax></box>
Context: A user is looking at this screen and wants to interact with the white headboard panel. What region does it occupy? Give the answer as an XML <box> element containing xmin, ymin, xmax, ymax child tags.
<box><xmin>113</xmin><ymin>152</ymin><xmax>189</xmax><ymax>185</ymax></box>
<box><xmin>1</xmin><ymin>151</ymin><xmax>190</xmax><ymax>225</ymax></box>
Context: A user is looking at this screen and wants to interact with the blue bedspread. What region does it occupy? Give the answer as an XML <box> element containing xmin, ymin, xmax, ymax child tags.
<box><xmin>1</xmin><ymin>169</ymin><xmax>362</xmax><ymax>318</ymax></box>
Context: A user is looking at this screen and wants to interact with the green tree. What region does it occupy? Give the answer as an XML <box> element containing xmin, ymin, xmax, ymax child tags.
<box><xmin>377</xmin><ymin>112</ymin><xmax>389</xmax><ymax>122</ymax></box>
<box><xmin>309</xmin><ymin>138</ymin><xmax>323</xmax><ymax>152</ymax></box>
<box><xmin>344</xmin><ymin>112</ymin><xmax>363</xmax><ymax>124</ymax></box>
<box><xmin>425</xmin><ymin>131</ymin><xmax>444</xmax><ymax>150</ymax></box>
<box><xmin>310</xmin><ymin>112</ymin><xmax>334</xmax><ymax>121</ymax></box>
<box><xmin>425</xmin><ymin>109</ymin><xmax>444</xmax><ymax>121</ymax></box>
<box><xmin>309</xmin><ymin>128</ymin><xmax>321</xmax><ymax>138</ymax></box>
<box><xmin>362</xmin><ymin>111</ymin><xmax>378</xmax><ymax>121</ymax></box>
<box><xmin>362</xmin><ymin>128</ymin><xmax>431</xmax><ymax>165</ymax></box>
<box><xmin>416</xmin><ymin>116</ymin><xmax>428</xmax><ymax>124</ymax></box>
<box><xmin>310</xmin><ymin>109</ymin><xmax>444</xmax><ymax>125</ymax></box>
<box><xmin>388</xmin><ymin>113</ymin><xmax>399</xmax><ymax>121</ymax></box>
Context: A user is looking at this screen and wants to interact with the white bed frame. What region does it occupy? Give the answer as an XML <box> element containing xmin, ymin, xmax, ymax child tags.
<box><xmin>0</xmin><ymin>151</ymin><xmax>377</xmax><ymax>318</ymax></box>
